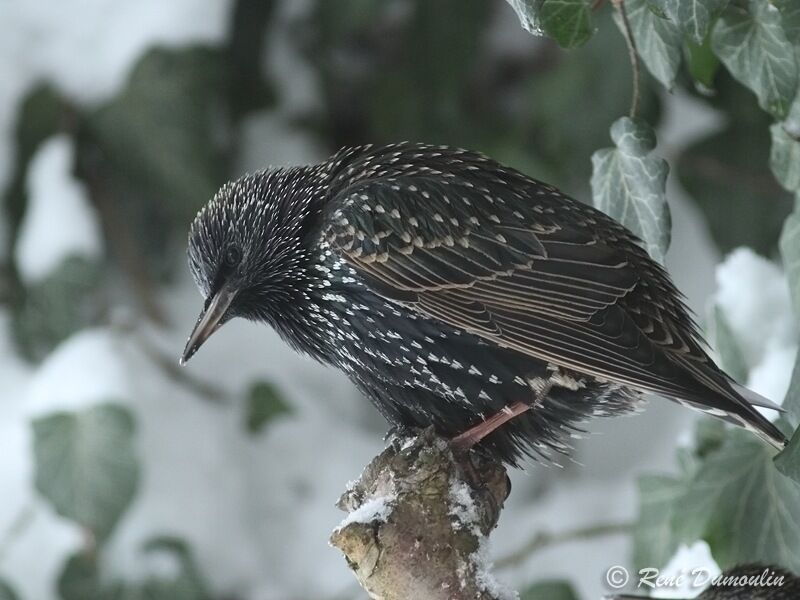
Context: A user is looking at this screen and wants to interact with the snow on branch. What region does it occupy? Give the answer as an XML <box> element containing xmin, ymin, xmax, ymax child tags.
<box><xmin>330</xmin><ymin>428</ymin><xmax>516</xmax><ymax>600</ymax></box>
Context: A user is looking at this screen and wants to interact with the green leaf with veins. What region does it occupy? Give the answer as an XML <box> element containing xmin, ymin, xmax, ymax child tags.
<box><xmin>711</xmin><ymin>0</ymin><xmax>799</xmax><ymax>119</ymax></box>
<box><xmin>632</xmin><ymin>474</ymin><xmax>686</xmax><ymax>571</ymax></box>
<box><xmin>33</xmin><ymin>403</ymin><xmax>139</xmax><ymax>541</ymax></box>
<box><xmin>620</xmin><ymin>0</ymin><xmax>683</xmax><ymax>89</ymax></box>
<box><xmin>540</xmin><ymin>0</ymin><xmax>593</xmax><ymax>48</ymax></box>
<box><xmin>655</xmin><ymin>0</ymin><xmax>729</xmax><ymax>44</ymax></box>
<box><xmin>776</xmin><ymin>427</ymin><xmax>800</xmax><ymax>486</ymax></box>
<box><xmin>672</xmin><ymin>429</ymin><xmax>800</xmax><ymax>572</ymax></box>
<box><xmin>781</xmin><ymin>194</ymin><xmax>800</xmax><ymax>319</ymax></box>
<box><xmin>774</xmin><ymin>0</ymin><xmax>800</xmax><ymax>45</ymax></box>
<box><xmin>770</xmin><ymin>97</ymin><xmax>800</xmax><ymax>192</ymax></box>
<box><xmin>505</xmin><ymin>0</ymin><xmax>545</xmax><ymax>35</ymax></box>
<box><xmin>591</xmin><ymin>117</ymin><xmax>671</xmax><ymax>263</ymax></box>
<box><xmin>708</xmin><ymin>304</ymin><xmax>748</xmax><ymax>383</ymax></box>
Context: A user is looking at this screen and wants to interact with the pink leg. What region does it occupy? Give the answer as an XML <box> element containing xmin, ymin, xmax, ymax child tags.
<box><xmin>450</xmin><ymin>401</ymin><xmax>531</xmax><ymax>452</ymax></box>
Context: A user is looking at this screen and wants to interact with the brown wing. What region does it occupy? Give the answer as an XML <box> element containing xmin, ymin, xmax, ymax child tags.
<box><xmin>321</xmin><ymin>147</ymin><xmax>740</xmax><ymax>408</ymax></box>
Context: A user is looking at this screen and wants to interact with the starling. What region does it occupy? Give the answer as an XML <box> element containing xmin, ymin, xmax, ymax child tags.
<box><xmin>181</xmin><ymin>142</ymin><xmax>786</xmax><ymax>464</ymax></box>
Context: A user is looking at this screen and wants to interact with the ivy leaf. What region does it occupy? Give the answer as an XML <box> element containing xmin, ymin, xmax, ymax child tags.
<box><xmin>708</xmin><ymin>304</ymin><xmax>748</xmax><ymax>383</ymax></box>
<box><xmin>245</xmin><ymin>381</ymin><xmax>292</xmax><ymax>434</ymax></box>
<box><xmin>776</xmin><ymin>427</ymin><xmax>800</xmax><ymax>485</ymax></box>
<box><xmin>505</xmin><ymin>0</ymin><xmax>545</xmax><ymax>35</ymax></box>
<box><xmin>711</xmin><ymin>1</ymin><xmax>799</xmax><ymax>119</ymax></box>
<box><xmin>591</xmin><ymin>117</ymin><xmax>671</xmax><ymax>263</ymax></box>
<box><xmin>620</xmin><ymin>0</ymin><xmax>682</xmax><ymax>89</ymax></box>
<box><xmin>632</xmin><ymin>475</ymin><xmax>685</xmax><ymax>571</ymax></box>
<box><xmin>781</xmin><ymin>194</ymin><xmax>800</xmax><ymax>318</ymax></box>
<box><xmin>672</xmin><ymin>430</ymin><xmax>800</xmax><ymax>572</ymax></box>
<box><xmin>33</xmin><ymin>403</ymin><xmax>139</xmax><ymax>541</ymax></box>
<box><xmin>774</xmin><ymin>0</ymin><xmax>800</xmax><ymax>46</ymax></box>
<box><xmin>0</xmin><ymin>579</ymin><xmax>18</xmax><ymax>600</ymax></box>
<box><xmin>519</xmin><ymin>580</ymin><xmax>579</xmax><ymax>600</ymax></box>
<box><xmin>540</xmin><ymin>0</ymin><xmax>593</xmax><ymax>48</ymax></box>
<box><xmin>11</xmin><ymin>255</ymin><xmax>103</xmax><ymax>362</ymax></box>
<box><xmin>655</xmin><ymin>0</ymin><xmax>729</xmax><ymax>44</ymax></box>
<box><xmin>770</xmin><ymin>98</ymin><xmax>800</xmax><ymax>192</ymax></box>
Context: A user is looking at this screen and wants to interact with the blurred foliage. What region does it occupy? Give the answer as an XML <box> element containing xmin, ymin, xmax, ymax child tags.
<box><xmin>11</xmin><ymin>256</ymin><xmax>104</xmax><ymax>362</ymax></box>
<box><xmin>58</xmin><ymin>539</ymin><xmax>211</xmax><ymax>600</ymax></box>
<box><xmin>707</xmin><ymin>304</ymin><xmax>748</xmax><ymax>383</ymax></box>
<box><xmin>519</xmin><ymin>579</ymin><xmax>579</xmax><ymax>599</ymax></box>
<box><xmin>244</xmin><ymin>380</ymin><xmax>292</xmax><ymax>434</ymax></box>
<box><xmin>33</xmin><ymin>403</ymin><xmax>139</xmax><ymax>542</ymax></box>
<box><xmin>0</xmin><ymin>0</ymin><xmax>799</xmax><ymax>597</ymax></box>
<box><xmin>0</xmin><ymin>579</ymin><xmax>18</xmax><ymax>600</ymax></box>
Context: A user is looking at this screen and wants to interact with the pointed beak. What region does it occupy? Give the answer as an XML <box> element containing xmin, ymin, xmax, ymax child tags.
<box><xmin>180</xmin><ymin>284</ymin><xmax>237</xmax><ymax>365</ymax></box>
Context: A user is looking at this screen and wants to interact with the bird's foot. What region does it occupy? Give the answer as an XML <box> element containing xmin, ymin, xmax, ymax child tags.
<box><xmin>450</xmin><ymin>401</ymin><xmax>531</xmax><ymax>454</ymax></box>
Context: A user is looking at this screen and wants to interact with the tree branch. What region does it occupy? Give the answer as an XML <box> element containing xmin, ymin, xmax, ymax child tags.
<box><xmin>330</xmin><ymin>428</ymin><xmax>515</xmax><ymax>600</ymax></box>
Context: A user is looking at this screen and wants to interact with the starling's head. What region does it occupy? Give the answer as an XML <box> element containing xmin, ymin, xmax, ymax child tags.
<box><xmin>180</xmin><ymin>168</ymin><xmax>324</xmax><ymax>364</ymax></box>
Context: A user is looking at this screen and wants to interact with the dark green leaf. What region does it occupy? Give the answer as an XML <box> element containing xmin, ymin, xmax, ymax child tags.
<box><xmin>540</xmin><ymin>0</ymin><xmax>593</xmax><ymax>48</ymax></box>
<box><xmin>0</xmin><ymin>578</ymin><xmax>18</xmax><ymax>600</ymax></box>
<box><xmin>519</xmin><ymin>580</ymin><xmax>579</xmax><ymax>600</ymax></box>
<box><xmin>708</xmin><ymin>304</ymin><xmax>748</xmax><ymax>383</ymax></box>
<box><xmin>33</xmin><ymin>403</ymin><xmax>139</xmax><ymax>541</ymax></box>
<box><xmin>245</xmin><ymin>381</ymin><xmax>291</xmax><ymax>434</ymax></box>
<box><xmin>711</xmin><ymin>1</ymin><xmax>799</xmax><ymax>119</ymax></box>
<box><xmin>775</xmin><ymin>426</ymin><xmax>800</xmax><ymax>485</ymax></box>
<box><xmin>632</xmin><ymin>475</ymin><xmax>685</xmax><ymax>571</ymax></box>
<box><xmin>11</xmin><ymin>255</ymin><xmax>104</xmax><ymax>362</ymax></box>
<box><xmin>591</xmin><ymin>117</ymin><xmax>671</xmax><ymax>263</ymax></box>
<box><xmin>685</xmin><ymin>36</ymin><xmax>721</xmax><ymax>89</ymax></box>
<box><xmin>621</xmin><ymin>0</ymin><xmax>683</xmax><ymax>89</ymax></box>
<box><xmin>58</xmin><ymin>552</ymin><xmax>104</xmax><ymax>600</ymax></box>
<box><xmin>656</xmin><ymin>0</ymin><xmax>729</xmax><ymax>43</ymax></box>
<box><xmin>505</xmin><ymin>0</ymin><xmax>546</xmax><ymax>35</ymax></box>
<box><xmin>672</xmin><ymin>429</ymin><xmax>800</xmax><ymax>572</ymax></box>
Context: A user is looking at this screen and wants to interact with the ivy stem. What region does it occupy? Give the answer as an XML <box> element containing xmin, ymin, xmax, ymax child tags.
<box><xmin>612</xmin><ymin>0</ymin><xmax>640</xmax><ymax>118</ymax></box>
<box><xmin>494</xmin><ymin>520</ymin><xmax>632</xmax><ymax>570</ymax></box>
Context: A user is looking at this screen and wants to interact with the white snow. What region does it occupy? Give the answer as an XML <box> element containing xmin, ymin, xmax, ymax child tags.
<box><xmin>25</xmin><ymin>327</ymin><xmax>131</xmax><ymax>417</ymax></box>
<box><xmin>336</xmin><ymin>494</ymin><xmax>396</xmax><ymax>530</ymax></box>
<box><xmin>650</xmin><ymin>542</ymin><xmax>721</xmax><ymax>599</ymax></box>
<box><xmin>449</xmin><ymin>479</ymin><xmax>480</xmax><ymax>534</ymax></box>
<box><xmin>14</xmin><ymin>135</ymin><xmax>102</xmax><ymax>284</ymax></box>
<box><xmin>714</xmin><ymin>248</ymin><xmax>798</xmax><ymax>405</ymax></box>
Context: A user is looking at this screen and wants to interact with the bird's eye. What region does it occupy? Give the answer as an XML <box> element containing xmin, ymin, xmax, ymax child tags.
<box><xmin>224</xmin><ymin>245</ymin><xmax>242</xmax><ymax>268</ymax></box>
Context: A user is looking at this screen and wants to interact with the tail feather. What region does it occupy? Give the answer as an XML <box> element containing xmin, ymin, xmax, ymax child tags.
<box><xmin>673</xmin><ymin>388</ymin><xmax>788</xmax><ymax>450</ymax></box>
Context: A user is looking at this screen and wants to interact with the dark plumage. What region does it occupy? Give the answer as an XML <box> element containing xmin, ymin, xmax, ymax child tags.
<box><xmin>181</xmin><ymin>142</ymin><xmax>786</xmax><ymax>464</ymax></box>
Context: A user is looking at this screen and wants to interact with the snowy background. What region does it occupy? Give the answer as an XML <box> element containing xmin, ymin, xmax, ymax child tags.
<box><xmin>0</xmin><ymin>1</ymin><xmax>797</xmax><ymax>599</ymax></box>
